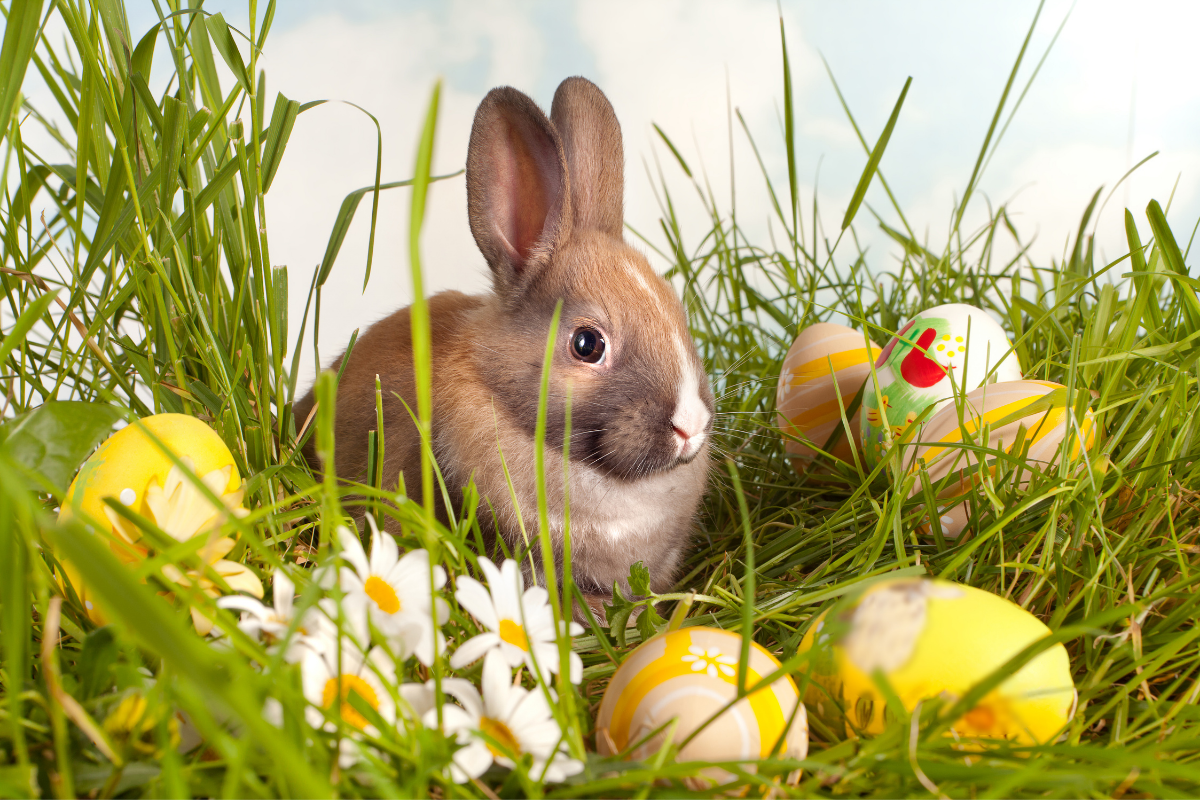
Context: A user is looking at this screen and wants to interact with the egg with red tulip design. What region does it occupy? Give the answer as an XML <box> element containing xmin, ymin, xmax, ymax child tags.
<box><xmin>861</xmin><ymin>304</ymin><xmax>1022</xmax><ymax>468</ymax></box>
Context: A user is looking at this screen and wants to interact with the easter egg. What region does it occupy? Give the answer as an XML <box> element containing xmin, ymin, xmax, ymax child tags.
<box><xmin>908</xmin><ymin>380</ymin><xmax>1097</xmax><ymax>539</ymax></box>
<box><xmin>776</xmin><ymin>322</ymin><xmax>881</xmax><ymax>470</ymax></box>
<box><xmin>861</xmin><ymin>304</ymin><xmax>1022</xmax><ymax>467</ymax></box>
<box><xmin>58</xmin><ymin>414</ymin><xmax>242</xmax><ymax>622</ymax></box>
<box><xmin>596</xmin><ymin>627</ymin><xmax>807</xmax><ymax>783</ymax></box>
<box><xmin>798</xmin><ymin>577</ymin><xmax>1076</xmax><ymax>745</ymax></box>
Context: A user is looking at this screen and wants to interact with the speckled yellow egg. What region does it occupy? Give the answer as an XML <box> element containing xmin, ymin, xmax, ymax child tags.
<box><xmin>57</xmin><ymin>414</ymin><xmax>241</xmax><ymax>622</ymax></box>
<box><xmin>596</xmin><ymin>627</ymin><xmax>807</xmax><ymax>783</ymax></box>
<box><xmin>777</xmin><ymin>323</ymin><xmax>881</xmax><ymax>470</ymax></box>
<box><xmin>907</xmin><ymin>380</ymin><xmax>1097</xmax><ymax>539</ymax></box>
<box><xmin>798</xmin><ymin>578</ymin><xmax>1076</xmax><ymax>745</ymax></box>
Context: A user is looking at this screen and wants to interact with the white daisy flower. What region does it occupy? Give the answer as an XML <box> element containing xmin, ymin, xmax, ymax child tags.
<box><xmin>301</xmin><ymin>644</ymin><xmax>396</xmax><ymax>767</ymax></box>
<box><xmin>450</xmin><ymin>559</ymin><xmax>583</xmax><ymax>685</ymax></box>
<box><xmin>217</xmin><ymin>570</ymin><xmax>362</xmax><ymax>662</ymax></box>
<box><xmin>337</xmin><ymin>520</ymin><xmax>448</xmax><ymax>666</ymax></box>
<box><xmin>427</xmin><ymin>650</ymin><xmax>583</xmax><ymax>783</ymax></box>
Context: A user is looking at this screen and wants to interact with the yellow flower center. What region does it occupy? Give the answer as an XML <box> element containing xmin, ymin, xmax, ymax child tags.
<box><xmin>364</xmin><ymin>575</ymin><xmax>401</xmax><ymax>615</ymax></box>
<box><xmin>321</xmin><ymin>674</ymin><xmax>380</xmax><ymax>730</ymax></box>
<box><xmin>499</xmin><ymin>618</ymin><xmax>529</xmax><ymax>652</ymax></box>
<box><xmin>480</xmin><ymin>716</ymin><xmax>521</xmax><ymax>759</ymax></box>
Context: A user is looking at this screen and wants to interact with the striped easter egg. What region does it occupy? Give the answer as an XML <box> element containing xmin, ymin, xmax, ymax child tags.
<box><xmin>596</xmin><ymin>628</ymin><xmax>807</xmax><ymax>784</ymax></box>
<box><xmin>907</xmin><ymin>380</ymin><xmax>1097</xmax><ymax>538</ymax></box>
<box><xmin>776</xmin><ymin>323</ymin><xmax>881</xmax><ymax>471</ymax></box>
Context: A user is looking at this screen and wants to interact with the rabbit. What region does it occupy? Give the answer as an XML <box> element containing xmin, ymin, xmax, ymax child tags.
<box><xmin>294</xmin><ymin>77</ymin><xmax>714</xmax><ymax>620</ymax></box>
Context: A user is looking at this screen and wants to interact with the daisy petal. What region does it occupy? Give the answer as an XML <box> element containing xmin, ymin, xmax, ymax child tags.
<box><xmin>449</xmin><ymin>632</ymin><xmax>500</xmax><ymax>670</ymax></box>
<box><xmin>336</xmin><ymin>525</ymin><xmax>370</xmax><ymax>577</ymax></box>
<box><xmin>454</xmin><ymin>577</ymin><xmax>500</xmax><ymax>630</ymax></box>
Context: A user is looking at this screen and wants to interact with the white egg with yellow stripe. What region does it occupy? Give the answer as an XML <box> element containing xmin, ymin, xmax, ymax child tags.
<box><xmin>907</xmin><ymin>380</ymin><xmax>1097</xmax><ymax>538</ymax></box>
<box><xmin>596</xmin><ymin>628</ymin><xmax>807</xmax><ymax>783</ymax></box>
<box><xmin>777</xmin><ymin>322</ymin><xmax>881</xmax><ymax>471</ymax></box>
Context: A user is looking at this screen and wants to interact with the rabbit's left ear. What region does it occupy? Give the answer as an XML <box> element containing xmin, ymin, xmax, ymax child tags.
<box><xmin>550</xmin><ymin>77</ymin><xmax>624</xmax><ymax>238</ymax></box>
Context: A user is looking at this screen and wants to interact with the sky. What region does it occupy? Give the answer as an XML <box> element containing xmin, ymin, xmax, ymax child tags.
<box><xmin>20</xmin><ymin>1</ymin><xmax>1200</xmax><ymax>390</ymax></box>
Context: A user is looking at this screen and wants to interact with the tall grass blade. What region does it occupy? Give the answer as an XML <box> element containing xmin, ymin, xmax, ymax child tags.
<box><xmin>841</xmin><ymin>76</ymin><xmax>911</xmax><ymax>231</ymax></box>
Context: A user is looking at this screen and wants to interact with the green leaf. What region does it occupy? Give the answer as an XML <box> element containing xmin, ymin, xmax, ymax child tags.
<box><xmin>629</xmin><ymin>561</ymin><xmax>652</xmax><ymax>596</ymax></box>
<box><xmin>1146</xmin><ymin>199</ymin><xmax>1200</xmax><ymax>332</ymax></box>
<box><xmin>0</xmin><ymin>290</ymin><xmax>55</xmax><ymax>369</ymax></box>
<box><xmin>635</xmin><ymin>603</ymin><xmax>666</xmax><ymax>643</ymax></box>
<box><xmin>316</xmin><ymin>171</ymin><xmax>461</xmax><ymax>287</ymax></box>
<box><xmin>261</xmin><ymin>92</ymin><xmax>299</xmax><ymax>193</ymax></box>
<box><xmin>842</xmin><ymin>76</ymin><xmax>911</xmax><ymax>231</ymax></box>
<box><xmin>78</xmin><ymin>626</ymin><xmax>119</xmax><ymax>700</ymax></box>
<box><xmin>204</xmin><ymin>12</ymin><xmax>250</xmax><ymax>94</ymax></box>
<box><xmin>605</xmin><ymin>584</ymin><xmax>635</xmax><ymax>647</ymax></box>
<box><xmin>0</xmin><ymin>0</ymin><xmax>47</xmax><ymax>140</ymax></box>
<box><xmin>780</xmin><ymin>15</ymin><xmax>798</xmax><ymax>231</ymax></box>
<box><xmin>652</xmin><ymin>123</ymin><xmax>691</xmax><ymax>178</ymax></box>
<box><xmin>0</xmin><ymin>765</ymin><xmax>37</xmax><ymax>800</ymax></box>
<box><xmin>1</xmin><ymin>401</ymin><xmax>123</xmax><ymax>496</ymax></box>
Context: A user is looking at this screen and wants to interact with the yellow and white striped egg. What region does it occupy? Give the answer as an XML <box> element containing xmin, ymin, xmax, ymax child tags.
<box><xmin>596</xmin><ymin>628</ymin><xmax>807</xmax><ymax>782</ymax></box>
<box><xmin>777</xmin><ymin>322</ymin><xmax>881</xmax><ymax>471</ymax></box>
<box><xmin>907</xmin><ymin>380</ymin><xmax>1097</xmax><ymax>539</ymax></box>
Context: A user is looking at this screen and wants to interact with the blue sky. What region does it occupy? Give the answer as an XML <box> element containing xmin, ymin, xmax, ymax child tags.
<box><xmin>29</xmin><ymin>2</ymin><xmax>1200</xmax><ymax>385</ymax></box>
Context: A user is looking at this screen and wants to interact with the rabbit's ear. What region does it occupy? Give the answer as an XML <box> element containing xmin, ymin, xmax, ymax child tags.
<box><xmin>467</xmin><ymin>87</ymin><xmax>571</xmax><ymax>294</ymax></box>
<box><xmin>551</xmin><ymin>77</ymin><xmax>623</xmax><ymax>238</ymax></box>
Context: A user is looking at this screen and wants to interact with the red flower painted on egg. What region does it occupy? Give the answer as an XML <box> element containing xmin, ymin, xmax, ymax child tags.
<box><xmin>900</xmin><ymin>327</ymin><xmax>950</xmax><ymax>388</ymax></box>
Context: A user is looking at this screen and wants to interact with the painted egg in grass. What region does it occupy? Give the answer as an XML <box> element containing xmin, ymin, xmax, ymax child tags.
<box><xmin>596</xmin><ymin>627</ymin><xmax>808</xmax><ymax>784</ymax></box>
<box><xmin>907</xmin><ymin>380</ymin><xmax>1097</xmax><ymax>539</ymax></box>
<box><xmin>798</xmin><ymin>577</ymin><xmax>1076</xmax><ymax>745</ymax></box>
<box><xmin>776</xmin><ymin>322</ymin><xmax>881</xmax><ymax>471</ymax></box>
<box><xmin>861</xmin><ymin>304</ymin><xmax>1022</xmax><ymax>467</ymax></box>
<box><xmin>58</xmin><ymin>413</ymin><xmax>244</xmax><ymax>623</ymax></box>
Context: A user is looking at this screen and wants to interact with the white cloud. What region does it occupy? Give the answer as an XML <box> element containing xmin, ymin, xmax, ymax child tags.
<box><xmin>260</xmin><ymin>4</ymin><xmax>548</xmax><ymax>390</ymax></box>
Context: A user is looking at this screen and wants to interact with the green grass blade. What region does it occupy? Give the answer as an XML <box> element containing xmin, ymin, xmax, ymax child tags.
<box><xmin>0</xmin><ymin>0</ymin><xmax>47</xmax><ymax>142</ymax></box>
<box><xmin>841</xmin><ymin>76</ymin><xmax>911</xmax><ymax>231</ymax></box>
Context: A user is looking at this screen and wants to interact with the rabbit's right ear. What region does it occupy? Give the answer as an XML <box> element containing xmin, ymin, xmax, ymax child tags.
<box><xmin>467</xmin><ymin>87</ymin><xmax>571</xmax><ymax>295</ymax></box>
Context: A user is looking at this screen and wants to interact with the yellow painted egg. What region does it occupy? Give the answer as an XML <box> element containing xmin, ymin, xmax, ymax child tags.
<box><xmin>58</xmin><ymin>414</ymin><xmax>242</xmax><ymax>623</ymax></box>
<box><xmin>596</xmin><ymin>627</ymin><xmax>807</xmax><ymax>784</ymax></box>
<box><xmin>776</xmin><ymin>322</ymin><xmax>881</xmax><ymax>471</ymax></box>
<box><xmin>907</xmin><ymin>380</ymin><xmax>1097</xmax><ymax>539</ymax></box>
<box><xmin>798</xmin><ymin>577</ymin><xmax>1076</xmax><ymax>745</ymax></box>
<box><xmin>862</xmin><ymin>304</ymin><xmax>1022</xmax><ymax>468</ymax></box>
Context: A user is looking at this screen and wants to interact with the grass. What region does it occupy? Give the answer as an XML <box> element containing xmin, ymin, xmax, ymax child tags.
<box><xmin>3</xmin><ymin>0</ymin><xmax>1200</xmax><ymax>797</ymax></box>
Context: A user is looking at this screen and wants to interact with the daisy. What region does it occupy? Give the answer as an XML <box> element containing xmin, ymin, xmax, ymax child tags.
<box><xmin>427</xmin><ymin>650</ymin><xmax>583</xmax><ymax>783</ymax></box>
<box><xmin>450</xmin><ymin>558</ymin><xmax>583</xmax><ymax>685</ymax></box>
<box><xmin>217</xmin><ymin>570</ymin><xmax>363</xmax><ymax>661</ymax></box>
<box><xmin>337</xmin><ymin>520</ymin><xmax>448</xmax><ymax>666</ymax></box>
<box><xmin>301</xmin><ymin>644</ymin><xmax>396</xmax><ymax>767</ymax></box>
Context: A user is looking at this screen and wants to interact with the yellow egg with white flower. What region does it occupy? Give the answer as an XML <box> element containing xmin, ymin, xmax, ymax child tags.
<box><xmin>798</xmin><ymin>577</ymin><xmax>1076</xmax><ymax>745</ymax></box>
<box><xmin>57</xmin><ymin>413</ymin><xmax>259</xmax><ymax>629</ymax></box>
<box><xmin>596</xmin><ymin>627</ymin><xmax>807</xmax><ymax>784</ymax></box>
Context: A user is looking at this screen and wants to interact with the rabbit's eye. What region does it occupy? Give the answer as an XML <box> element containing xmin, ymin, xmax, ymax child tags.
<box><xmin>570</xmin><ymin>327</ymin><xmax>606</xmax><ymax>364</ymax></box>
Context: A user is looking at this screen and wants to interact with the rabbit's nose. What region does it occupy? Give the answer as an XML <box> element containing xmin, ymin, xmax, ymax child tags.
<box><xmin>672</xmin><ymin>400</ymin><xmax>711</xmax><ymax>461</ymax></box>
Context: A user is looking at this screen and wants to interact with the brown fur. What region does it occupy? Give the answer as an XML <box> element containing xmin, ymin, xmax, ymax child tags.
<box><xmin>294</xmin><ymin>77</ymin><xmax>713</xmax><ymax>618</ymax></box>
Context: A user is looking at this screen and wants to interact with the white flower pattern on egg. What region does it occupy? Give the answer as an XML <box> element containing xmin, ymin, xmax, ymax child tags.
<box><xmin>681</xmin><ymin>644</ymin><xmax>737</xmax><ymax>679</ymax></box>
